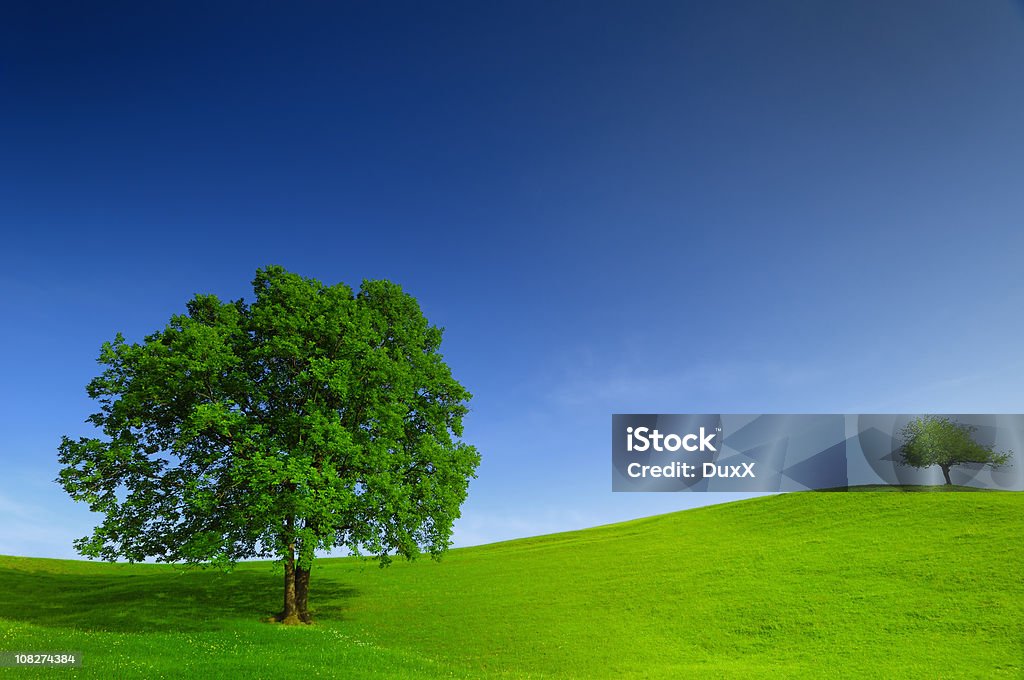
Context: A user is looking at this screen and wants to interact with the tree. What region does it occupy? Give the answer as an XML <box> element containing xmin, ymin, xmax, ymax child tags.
<box><xmin>58</xmin><ymin>266</ymin><xmax>481</xmax><ymax>624</ymax></box>
<box><xmin>898</xmin><ymin>416</ymin><xmax>1011</xmax><ymax>486</ymax></box>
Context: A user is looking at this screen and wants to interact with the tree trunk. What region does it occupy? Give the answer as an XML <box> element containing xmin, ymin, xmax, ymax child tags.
<box><xmin>296</xmin><ymin>565</ymin><xmax>312</xmax><ymax>623</ymax></box>
<box><xmin>277</xmin><ymin>515</ymin><xmax>303</xmax><ymax>625</ymax></box>
<box><xmin>278</xmin><ymin>544</ymin><xmax>303</xmax><ymax>624</ymax></box>
<box><xmin>275</xmin><ymin>514</ymin><xmax>311</xmax><ymax>625</ymax></box>
<box><xmin>941</xmin><ymin>465</ymin><xmax>952</xmax><ymax>486</ymax></box>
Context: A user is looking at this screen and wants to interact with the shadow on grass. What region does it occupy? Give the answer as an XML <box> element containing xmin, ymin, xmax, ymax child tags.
<box><xmin>0</xmin><ymin>566</ymin><xmax>359</xmax><ymax>632</ymax></box>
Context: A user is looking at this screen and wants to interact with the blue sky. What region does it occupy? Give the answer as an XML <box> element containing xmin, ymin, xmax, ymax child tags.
<box><xmin>2</xmin><ymin>1</ymin><xmax>1024</xmax><ymax>559</ymax></box>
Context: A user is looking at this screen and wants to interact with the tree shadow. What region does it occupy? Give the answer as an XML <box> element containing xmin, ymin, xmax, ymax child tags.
<box><xmin>0</xmin><ymin>565</ymin><xmax>359</xmax><ymax>632</ymax></box>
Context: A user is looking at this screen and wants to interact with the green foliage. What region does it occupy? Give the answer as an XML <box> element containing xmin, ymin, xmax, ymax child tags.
<box><xmin>57</xmin><ymin>266</ymin><xmax>480</xmax><ymax>572</ymax></box>
<box><xmin>898</xmin><ymin>416</ymin><xmax>1012</xmax><ymax>484</ymax></box>
<box><xmin>2</xmin><ymin>492</ymin><xmax>1021</xmax><ymax>677</ymax></box>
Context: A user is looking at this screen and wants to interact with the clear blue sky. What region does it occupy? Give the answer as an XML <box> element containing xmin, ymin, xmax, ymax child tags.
<box><xmin>2</xmin><ymin>1</ymin><xmax>1023</xmax><ymax>559</ymax></box>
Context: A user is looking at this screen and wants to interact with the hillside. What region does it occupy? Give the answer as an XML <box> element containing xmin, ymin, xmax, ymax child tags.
<box><xmin>1</xmin><ymin>492</ymin><xmax>1021</xmax><ymax>678</ymax></box>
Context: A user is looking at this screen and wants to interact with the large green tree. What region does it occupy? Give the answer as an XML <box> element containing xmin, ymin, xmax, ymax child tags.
<box><xmin>898</xmin><ymin>416</ymin><xmax>1011</xmax><ymax>486</ymax></box>
<box><xmin>58</xmin><ymin>266</ymin><xmax>480</xmax><ymax>624</ymax></box>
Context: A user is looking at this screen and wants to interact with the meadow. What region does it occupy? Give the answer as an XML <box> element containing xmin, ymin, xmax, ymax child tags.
<box><xmin>1</xmin><ymin>489</ymin><xmax>1021</xmax><ymax>678</ymax></box>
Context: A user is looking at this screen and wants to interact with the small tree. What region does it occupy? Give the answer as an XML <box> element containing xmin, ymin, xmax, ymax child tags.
<box><xmin>58</xmin><ymin>266</ymin><xmax>480</xmax><ymax>624</ymax></box>
<box><xmin>898</xmin><ymin>416</ymin><xmax>1011</xmax><ymax>486</ymax></box>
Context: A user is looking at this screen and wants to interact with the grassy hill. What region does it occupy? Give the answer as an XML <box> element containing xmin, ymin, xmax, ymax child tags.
<box><xmin>1</xmin><ymin>491</ymin><xmax>1021</xmax><ymax>678</ymax></box>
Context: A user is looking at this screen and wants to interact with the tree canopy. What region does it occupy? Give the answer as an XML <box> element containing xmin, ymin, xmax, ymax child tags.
<box><xmin>898</xmin><ymin>416</ymin><xmax>1011</xmax><ymax>486</ymax></box>
<box><xmin>58</xmin><ymin>266</ymin><xmax>481</xmax><ymax>623</ymax></box>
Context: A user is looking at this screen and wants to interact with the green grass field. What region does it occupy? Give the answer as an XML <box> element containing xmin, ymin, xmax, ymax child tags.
<box><xmin>2</xmin><ymin>490</ymin><xmax>1021</xmax><ymax>678</ymax></box>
